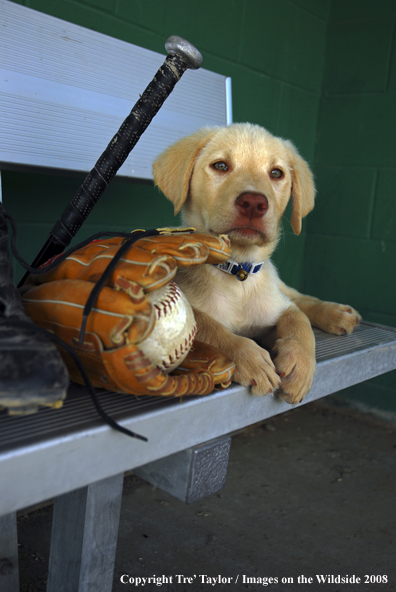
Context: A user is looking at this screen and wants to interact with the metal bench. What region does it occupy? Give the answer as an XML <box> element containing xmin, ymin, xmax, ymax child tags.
<box><xmin>1</xmin><ymin>1</ymin><xmax>396</xmax><ymax>590</ymax></box>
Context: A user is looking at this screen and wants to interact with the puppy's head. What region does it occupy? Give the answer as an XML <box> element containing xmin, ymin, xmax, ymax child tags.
<box><xmin>153</xmin><ymin>123</ymin><xmax>315</xmax><ymax>258</ymax></box>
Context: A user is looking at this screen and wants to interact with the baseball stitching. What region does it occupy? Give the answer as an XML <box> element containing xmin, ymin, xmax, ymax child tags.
<box><xmin>151</xmin><ymin>282</ymin><xmax>197</xmax><ymax>370</ymax></box>
<box><xmin>162</xmin><ymin>323</ymin><xmax>197</xmax><ymax>369</ymax></box>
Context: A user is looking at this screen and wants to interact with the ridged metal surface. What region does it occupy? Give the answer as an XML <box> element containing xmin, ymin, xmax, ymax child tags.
<box><xmin>0</xmin><ymin>321</ymin><xmax>395</xmax><ymax>454</ymax></box>
<box><xmin>0</xmin><ymin>385</ymin><xmax>180</xmax><ymax>452</ymax></box>
<box><xmin>314</xmin><ymin>321</ymin><xmax>396</xmax><ymax>361</ymax></box>
<box><xmin>0</xmin><ymin>0</ymin><xmax>230</xmax><ymax>178</ymax></box>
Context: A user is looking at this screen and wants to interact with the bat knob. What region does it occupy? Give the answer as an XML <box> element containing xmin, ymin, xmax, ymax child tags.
<box><xmin>165</xmin><ymin>35</ymin><xmax>203</xmax><ymax>70</ymax></box>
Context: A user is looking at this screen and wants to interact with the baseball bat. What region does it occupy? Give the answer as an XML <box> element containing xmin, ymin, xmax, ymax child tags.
<box><xmin>20</xmin><ymin>36</ymin><xmax>202</xmax><ymax>283</ymax></box>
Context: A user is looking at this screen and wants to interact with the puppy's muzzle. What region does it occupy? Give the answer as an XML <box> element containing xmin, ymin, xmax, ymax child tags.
<box><xmin>235</xmin><ymin>192</ymin><xmax>268</xmax><ymax>220</ymax></box>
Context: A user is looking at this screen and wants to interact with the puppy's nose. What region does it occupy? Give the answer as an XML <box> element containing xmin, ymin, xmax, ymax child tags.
<box><xmin>235</xmin><ymin>192</ymin><xmax>268</xmax><ymax>219</ymax></box>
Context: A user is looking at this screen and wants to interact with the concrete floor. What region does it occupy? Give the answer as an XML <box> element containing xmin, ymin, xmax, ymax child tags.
<box><xmin>17</xmin><ymin>397</ymin><xmax>396</xmax><ymax>592</ymax></box>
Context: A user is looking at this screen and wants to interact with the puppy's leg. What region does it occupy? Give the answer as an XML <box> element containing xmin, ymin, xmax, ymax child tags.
<box><xmin>279</xmin><ymin>281</ymin><xmax>361</xmax><ymax>336</ymax></box>
<box><xmin>263</xmin><ymin>304</ymin><xmax>316</xmax><ymax>404</ymax></box>
<box><xmin>193</xmin><ymin>308</ymin><xmax>281</xmax><ymax>395</ymax></box>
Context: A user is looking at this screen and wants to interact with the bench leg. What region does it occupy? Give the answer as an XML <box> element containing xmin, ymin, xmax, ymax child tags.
<box><xmin>134</xmin><ymin>436</ymin><xmax>231</xmax><ymax>504</ymax></box>
<box><xmin>0</xmin><ymin>512</ymin><xmax>19</xmax><ymax>592</ymax></box>
<box><xmin>47</xmin><ymin>472</ymin><xmax>124</xmax><ymax>592</ymax></box>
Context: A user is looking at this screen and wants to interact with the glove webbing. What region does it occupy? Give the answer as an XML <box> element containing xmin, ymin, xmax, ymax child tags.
<box><xmin>78</xmin><ymin>229</ymin><xmax>161</xmax><ymax>344</ymax></box>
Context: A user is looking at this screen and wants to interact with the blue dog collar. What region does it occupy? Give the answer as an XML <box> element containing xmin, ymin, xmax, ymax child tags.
<box><xmin>214</xmin><ymin>259</ymin><xmax>265</xmax><ymax>281</ymax></box>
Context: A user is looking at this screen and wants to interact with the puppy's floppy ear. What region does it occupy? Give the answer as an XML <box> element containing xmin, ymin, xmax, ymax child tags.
<box><xmin>283</xmin><ymin>140</ymin><xmax>316</xmax><ymax>235</ymax></box>
<box><xmin>153</xmin><ymin>128</ymin><xmax>216</xmax><ymax>215</ymax></box>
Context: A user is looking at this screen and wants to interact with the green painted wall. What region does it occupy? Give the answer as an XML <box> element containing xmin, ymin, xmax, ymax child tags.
<box><xmin>305</xmin><ymin>0</ymin><xmax>396</xmax><ymax>413</ymax></box>
<box><xmin>3</xmin><ymin>0</ymin><xmax>395</xmax><ymax>412</ymax></box>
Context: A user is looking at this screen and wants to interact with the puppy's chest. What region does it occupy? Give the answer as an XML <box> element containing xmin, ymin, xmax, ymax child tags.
<box><xmin>176</xmin><ymin>265</ymin><xmax>287</xmax><ymax>336</ymax></box>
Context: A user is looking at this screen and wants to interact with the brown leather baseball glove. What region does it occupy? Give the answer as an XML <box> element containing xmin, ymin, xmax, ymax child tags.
<box><xmin>21</xmin><ymin>230</ymin><xmax>235</xmax><ymax>397</ymax></box>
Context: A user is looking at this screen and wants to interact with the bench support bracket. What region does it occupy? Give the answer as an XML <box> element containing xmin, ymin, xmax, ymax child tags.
<box><xmin>134</xmin><ymin>436</ymin><xmax>232</xmax><ymax>504</ymax></box>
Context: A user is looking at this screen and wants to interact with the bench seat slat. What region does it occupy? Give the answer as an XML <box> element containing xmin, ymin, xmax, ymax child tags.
<box><xmin>0</xmin><ymin>321</ymin><xmax>395</xmax><ymax>516</ymax></box>
<box><xmin>0</xmin><ymin>0</ymin><xmax>231</xmax><ymax>179</ymax></box>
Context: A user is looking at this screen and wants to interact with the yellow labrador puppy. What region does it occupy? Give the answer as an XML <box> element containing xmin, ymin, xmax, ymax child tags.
<box><xmin>153</xmin><ymin>123</ymin><xmax>360</xmax><ymax>404</ymax></box>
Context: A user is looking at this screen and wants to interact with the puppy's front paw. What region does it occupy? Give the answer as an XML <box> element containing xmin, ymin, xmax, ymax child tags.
<box><xmin>313</xmin><ymin>302</ymin><xmax>361</xmax><ymax>335</ymax></box>
<box><xmin>231</xmin><ymin>336</ymin><xmax>281</xmax><ymax>395</ymax></box>
<box><xmin>273</xmin><ymin>337</ymin><xmax>316</xmax><ymax>405</ymax></box>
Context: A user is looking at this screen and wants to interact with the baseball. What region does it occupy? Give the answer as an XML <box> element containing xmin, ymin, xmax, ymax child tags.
<box><xmin>139</xmin><ymin>281</ymin><xmax>197</xmax><ymax>373</ymax></box>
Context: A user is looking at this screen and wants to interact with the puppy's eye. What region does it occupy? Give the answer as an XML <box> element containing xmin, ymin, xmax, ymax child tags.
<box><xmin>211</xmin><ymin>161</ymin><xmax>229</xmax><ymax>172</ymax></box>
<box><xmin>270</xmin><ymin>168</ymin><xmax>283</xmax><ymax>179</ymax></box>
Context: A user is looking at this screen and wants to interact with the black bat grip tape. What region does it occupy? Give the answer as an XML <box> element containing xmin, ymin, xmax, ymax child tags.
<box><xmin>50</xmin><ymin>53</ymin><xmax>191</xmax><ymax>248</ymax></box>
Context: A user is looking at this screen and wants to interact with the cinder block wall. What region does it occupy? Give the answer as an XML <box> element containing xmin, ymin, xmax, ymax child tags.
<box><xmin>306</xmin><ymin>0</ymin><xmax>396</xmax><ymax>413</ymax></box>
